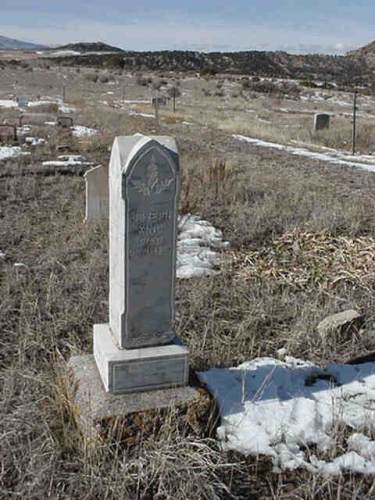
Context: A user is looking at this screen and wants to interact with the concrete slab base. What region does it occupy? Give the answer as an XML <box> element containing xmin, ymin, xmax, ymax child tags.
<box><xmin>68</xmin><ymin>355</ymin><xmax>203</xmax><ymax>440</ymax></box>
<box><xmin>93</xmin><ymin>324</ymin><xmax>189</xmax><ymax>394</ymax></box>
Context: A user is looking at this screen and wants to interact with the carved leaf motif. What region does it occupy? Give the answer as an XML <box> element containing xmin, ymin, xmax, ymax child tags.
<box><xmin>147</xmin><ymin>157</ymin><xmax>159</xmax><ymax>192</ymax></box>
<box><xmin>132</xmin><ymin>179</ymin><xmax>150</xmax><ymax>197</ymax></box>
<box><xmin>131</xmin><ymin>154</ymin><xmax>173</xmax><ymax>197</ymax></box>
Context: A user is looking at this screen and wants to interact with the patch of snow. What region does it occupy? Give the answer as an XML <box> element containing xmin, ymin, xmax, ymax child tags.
<box><xmin>0</xmin><ymin>146</ymin><xmax>29</xmax><ymax>161</ymax></box>
<box><xmin>72</xmin><ymin>125</ymin><xmax>98</xmax><ymax>138</ymax></box>
<box><xmin>28</xmin><ymin>100</ymin><xmax>52</xmax><ymax>108</ymax></box>
<box><xmin>300</xmin><ymin>92</ymin><xmax>351</xmax><ymax>108</ymax></box>
<box><xmin>128</xmin><ymin>110</ymin><xmax>154</xmax><ymax>118</ymax></box>
<box><xmin>17</xmin><ymin>125</ymin><xmax>32</xmax><ymax>134</ymax></box>
<box><xmin>124</xmin><ymin>99</ymin><xmax>150</xmax><ymax>104</ymax></box>
<box><xmin>0</xmin><ymin>251</ymin><xmax>5</xmax><ymax>258</ymax></box>
<box><xmin>45</xmin><ymin>50</ymin><xmax>81</xmax><ymax>57</ymax></box>
<box><xmin>199</xmin><ymin>357</ymin><xmax>375</xmax><ymax>475</ymax></box>
<box><xmin>27</xmin><ymin>97</ymin><xmax>76</xmax><ymax>114</ymax></box>
<box><xmin>24</xmin><ymin>137</ymin><xmax>46</xmax><ymax>146</ymax></box>
<box><xmin>234</xmin><ymin>134</ymin><xmax>375</xmax><ymax>173</ymax></box>
<box><xmin>42</xmin><ymin>155</ymin><xmax>94</xmax><ymax>167</ymax></box>
<box><xmin>177</xmin><ymin>214</ymin><xmax>229</xmax><ymax>279</ymax></box>
<box><xmin>14</xmin><ymin>262</ymin><xmax>28</xmax><ymax>268</ymax></box>
<box><xmin>0</xmin><ymin>99</ymin><xmax>18</xmax><ymax>109</ymax></box>
<box><xmin>44</xmin><ymin>121</ymin><xmax>57</xmax><ymax>126</ymax></box>
<box><xmin>59</xmin><ymin>104</ymin><xmax>76</xmax><ymax>114</ymax></box>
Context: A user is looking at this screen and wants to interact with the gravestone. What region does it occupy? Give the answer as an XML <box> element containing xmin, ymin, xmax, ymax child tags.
<box><xmin>84</xmin><ymin>165</ymin><xmax>109</xmax><ymax>222</ymax></box>
<box><xmin>67</xmin><ymin>136</ymin><xmax>207</xmax><ymax>439</ymax></box>
<box><xmin>0</xmin><ymin>124</ymin><xmax>17</xmax><ymax>144</ymax></box>
<box><xmin>94</xmin><ymin>135</ymin><xmax>189</xmax><ymax>393</ymax></box>
<box><xmin>17</xmin><ymin>96</ymin><xmax>29</xmax><ymax>110</ymax></box>
<box><xmin>152</xmin><ymin>96</ymin><xmax>167</xmax><ymax>107</ymax></box>
<box><xmin>57</xmin><ymin>116</ymin><xmax>73</xmax><ymax>129</ymax></box>
<box><xmin>314</xmin><ymin>113</ymin><xmax>330</xmax><ymax>131</ymax></box>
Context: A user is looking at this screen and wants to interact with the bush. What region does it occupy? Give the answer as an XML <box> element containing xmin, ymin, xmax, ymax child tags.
<box><xmin>200</xmin><ymin>66</ymin><xmax>217</xmax><ymax>77</ymax></box>
<box><xmin>136</xmin><ymin>74</ymin><xmax>151</xmax><ymax>86</ymax></box>
<box><xmin>84</xmin><ymin>73</ymin><xmax>98</xmax><ymax>83</ymax></box>
<box><xmin>241</xmin><ymin>78</ymin><xmax>250</xmax><ymax>90</ymax></box>
<box><xmin>98</xmin><ymin>73</ymin><xmax>114</xmax><ymax>84</ymax></box>
<box><xmin>152</xmin><ymin>78</ymin><xmax>163</xmax><ymax>90</ymax></box>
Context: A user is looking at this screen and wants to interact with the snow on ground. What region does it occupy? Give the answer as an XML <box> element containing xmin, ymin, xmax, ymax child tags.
<box><xmin>59</xmin><ymin>104</ymin><xmax>76</xmax><ymax>114</ymax></box>
<box><xmin>123</xmin><ymin>99</ymin><xmax>150</xmax><ymax>104</ymax></box>
<box><xmin>42</xmin><ymin>155</ymin><xmax>94</xmax><ymax>167</ymax></box>
<box><xmin>177</xmin><ymin>214</ymin><xmax>229</xmax><ymax>279</ymax></box>
<box><xmin>199</xmin><ymin>356</ymin><xmax>375</xmax><ymax>475</ymax></box>
<box><xmin>234</xmin><ymin>134</ymin><xmax>375</xmax><ymax>173</ymax></box>
<box><xmin>128</xmin><ymin>110</ymin><xmax>154</xmax><ymax>118</ymax></box>
<box><xmin>24</xmin><ymin>137</ymin><xmax>46</xmax><ymax>146</ymax></box>
<box><xmin>17</xmin><ymin>125</ymin><xmax>32</xmax><ymax>134</ymax></box>
<box><xmin>44</xmin><ymin>50</ymin><xmax>81</xmax><ymax>57</ymax></box>
<box><xmin>300</xmin><ymin>91</ymin><xmax>351</xmax><ymax>107</ymax></box>
<box><xmin>0</xmin><ymin>99</ymin><xmax>18</xmax><ymax>109</ymax></box>
<box><xmin>28</xmin><ymin>98</ymin><xmax>76</xmax><ymax>114</ymax></box>
<box><xmin>0</xmin><ymin>146</ymin><xmax>29</xmax><ymax>161</ymax></box>
<box><xmin>0</xmin><ymin>97</ymin><xmax>76</xmax><ymax>114</ymax></box>
<box><xmin>72</xmin><ymin>125</ymin><xmax>98</xmax><ymax>138</ymax></box>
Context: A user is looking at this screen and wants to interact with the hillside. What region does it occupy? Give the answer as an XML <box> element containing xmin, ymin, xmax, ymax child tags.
<box><xmin>347</xmin><ymin>40</ymin><xmax>375</xmax><ymax>69</ymax></box>
<box><xmin>50</xmin><ymin>49</ymin><xmax>371</xmax><ymax>84</ymax></box>
<box><xmin>0</xmin><ymin>35</ymin><xmax>47</xmax><ymax>50</ymax></box>
<box><xmin>53</xmin><ymin>41</ymin><xmax>124</xmax><ymax>53</ymax></box>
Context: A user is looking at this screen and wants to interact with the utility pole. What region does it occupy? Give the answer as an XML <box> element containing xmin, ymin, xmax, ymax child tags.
<box><xmin>352</xmin><ymin>90</ymin><xmax>357</xmax><ymax>155</ymax></box>
<box><xmin>154</xmin><ymin>97</ymin><xmax>160</xmax><ymax>129</ymax></box>
<box><xmin>172</xmin><ymin>87</ymin><xmax>176</xmax><ymax>113</ymax></box>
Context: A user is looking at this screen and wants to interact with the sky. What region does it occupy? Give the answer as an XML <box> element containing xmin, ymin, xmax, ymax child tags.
<box><xmin>0</xmin><ymin>0</ymin><xmax>374</xmax><ymax>54</ymax></box>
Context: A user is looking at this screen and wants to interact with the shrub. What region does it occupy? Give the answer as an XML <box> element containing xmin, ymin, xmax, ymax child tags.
<box><xmin>152</xmin><ymin>78</ymin><xmax>163</xmax><ymax>90</ymax></box>
<box><xmin>136</xmin><ymin>74</ymin><xmax>150</xmax><ymax>86</ymax></box>
<box><xmin>98</xmin><ymin>73</ymin><xmax>114</xmax><ymax>84</ymax></box>
<box><xmin>84</xmin><ymin>73</ymin><xmax>98</xmax><ymax>83</ymax></box>
<box><xmin>200</xmin><ymin>66</ymin><xmax>217</xmax><ymax>77</ymax></box>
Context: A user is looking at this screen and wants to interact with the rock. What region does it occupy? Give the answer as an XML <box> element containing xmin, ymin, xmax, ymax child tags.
<box><xmin>317</xmin><ymin>310</ymin><xmax>363</xmax><ymax>337</ymax></box>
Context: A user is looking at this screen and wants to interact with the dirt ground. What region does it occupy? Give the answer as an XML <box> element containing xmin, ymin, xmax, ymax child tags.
<box><xmin>1</xmin><ymin>56</ymin><xmax>375</xmax><ymax>498</ymax></box>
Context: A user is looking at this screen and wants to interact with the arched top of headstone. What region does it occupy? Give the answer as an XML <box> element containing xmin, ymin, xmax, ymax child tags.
<box><xmin>110</xmin><ymin>135</ymin><xmax>178</xmax><ymax>176</ymax></box>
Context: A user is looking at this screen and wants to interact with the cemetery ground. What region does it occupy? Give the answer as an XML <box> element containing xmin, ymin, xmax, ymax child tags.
<box><xmin>1</xmin><ymin>60</ymin><xmax>375</xmax><ymax>498</ymax></box>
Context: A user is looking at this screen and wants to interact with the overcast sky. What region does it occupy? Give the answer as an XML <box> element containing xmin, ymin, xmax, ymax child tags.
<box><xmin>0</xmin><ymin>0</ymin><xmax>373</xmax><ymax>53</ymax></box>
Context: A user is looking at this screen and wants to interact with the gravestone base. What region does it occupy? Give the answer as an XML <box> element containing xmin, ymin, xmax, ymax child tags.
<box><xmin>93</xmin><ymin>323</ymin><xmax>189</xmax><ymax>394</ymax></box>
<box><xmin>68</xmin><ymin>355</ymin><xmax>207</xmax><ymax>441</ymax></box>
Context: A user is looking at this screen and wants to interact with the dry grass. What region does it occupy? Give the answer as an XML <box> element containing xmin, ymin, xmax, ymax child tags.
<box><xmin>1</xmin><ymin>62</ymin><xmax>375</xmax><ymax>497</ymax></box>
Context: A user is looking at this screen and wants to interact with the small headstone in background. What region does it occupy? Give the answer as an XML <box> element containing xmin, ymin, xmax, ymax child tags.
<box><xmin>17</xmin><ymin>96</ymin><xmax>29</xmax><ymax>111</ymax></box>
<box><xmin>0</xmin><ymin>124</ymin><xmax>17</xmax><ymax>144</ymax></box>
<box><xmin>84</xmin><ymin>165</ymin><xmax>109</xmax><ymax>222</ymax></box>
<box><xmin>314</xmin><ymin>113</ymin><xmax>330</xmax><ymax>131</ymax></box>
<box><xmin>57</xmin><ymin>116</ymin><xmax>74</xmax><ymax>129</ymax></box>
<box><xmin>152</xmin><ymin>96</ymin><xmax>167</xmax><ymax>107</ymax></box>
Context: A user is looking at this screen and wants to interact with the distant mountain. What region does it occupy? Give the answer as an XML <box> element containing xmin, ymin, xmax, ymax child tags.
<box><xmin>0</xmin><ymin>35</ymin><xmax>47</xmax><ymax>50</ymax></box>
<box><xmin>53</xmin><ymin>42</ymin><xmax>124</xmax><ymax>53</ymax></box>
<box><xmin>347</xmin><ymin>41</ymin><xmax>375</xmax><ymax>69</ymax></box>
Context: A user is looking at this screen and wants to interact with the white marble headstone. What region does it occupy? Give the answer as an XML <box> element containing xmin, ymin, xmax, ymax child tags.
<box><xmin>93</xmin><ymin>135</ymin><xmax>188</xmax><ymax>394</ymax></box>
<box><xmin>109</xmin><ymin>135</ymin><xmax>179</xmax><ymax>349</ymax></box>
